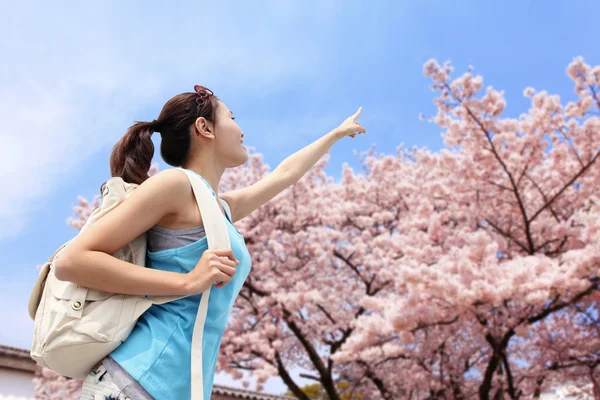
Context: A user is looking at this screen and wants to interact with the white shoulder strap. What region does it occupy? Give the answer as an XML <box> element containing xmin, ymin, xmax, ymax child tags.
<box><xmin>178</xmin><ymin>167</ymin><xmax>231</xmax><ymax>400</ymax></box>
<box><xmin>179</xmin><ymin>169</ymin><xmax>231</xmax><ymax>250</ymax></box>
<box><xmin>219</xmin><ymin>198</ymin><xmax>232</xmax><ymax>221</ymax></box>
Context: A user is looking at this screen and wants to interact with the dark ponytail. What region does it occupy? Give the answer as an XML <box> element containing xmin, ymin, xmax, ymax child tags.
<box><xmin>109</xmin><ymin>121</ymin><xmax>156</xmax><ymax>185</ymax></box>
<box><xmin>109</xmin><ymin>85</ymin><xmax>219</xmax><ymax>186</ymax></box>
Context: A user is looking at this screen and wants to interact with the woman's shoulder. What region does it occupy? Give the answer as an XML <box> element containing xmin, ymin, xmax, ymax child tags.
<box><xmin>130</xmin><ymin>169</ymin><xmax>192</xmax><ymax>213</ymax></box>
<box><xmin>138</xmin><ymin>168</ymin><xmax>201</xmax><ymax>228</ymax></box>
<box><xmin>141</xmin><ymin>168</ymin><xmax>190</xmax><ymax>192</ymax></box>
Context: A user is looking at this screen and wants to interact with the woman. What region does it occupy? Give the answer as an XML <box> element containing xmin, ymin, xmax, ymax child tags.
<box><xmin>55</xmin><ymin>85</ymin><xmax>366</xmax><ymax>400</ymax></box>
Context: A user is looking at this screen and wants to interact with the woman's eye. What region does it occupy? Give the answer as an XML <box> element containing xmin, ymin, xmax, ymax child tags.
<box><xmin>232</xmin><ymin>116</ymin><xmax>236</xmax><ymax>120</ymax></box>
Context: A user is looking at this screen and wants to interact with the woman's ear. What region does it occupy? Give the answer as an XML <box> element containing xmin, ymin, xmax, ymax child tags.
<box><xmin>194</xmin><ymin>116</ymin><xmax>214</xmax><ymax>138</ymax></box>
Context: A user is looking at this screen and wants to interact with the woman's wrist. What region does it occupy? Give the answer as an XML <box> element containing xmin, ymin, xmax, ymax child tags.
<box><xmin>170</xmin><ymin>272</ymin><xmax>192</xmax><ymax>296</ymax></box>
<box><xmin>329</xmin><ymin>128</ymin><xmax>344</xmax><ymax>142</ymax></box>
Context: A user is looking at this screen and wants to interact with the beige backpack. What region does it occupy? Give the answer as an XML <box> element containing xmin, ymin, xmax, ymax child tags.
<box><xmin>28</xmin><ymin>168</ymin><xmax>230</xmax><ymax>400</ymax></box>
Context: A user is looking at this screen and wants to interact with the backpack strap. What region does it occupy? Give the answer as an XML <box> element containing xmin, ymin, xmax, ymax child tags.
<box><xmin>178</xmin><ymin>167</ymin><xmax>232</xmax><ymax>400</ymax></box>
<box><xmin>219</xmin><ymin>198</ymin><xmax>232</xmax><ymax>223</ymax></box>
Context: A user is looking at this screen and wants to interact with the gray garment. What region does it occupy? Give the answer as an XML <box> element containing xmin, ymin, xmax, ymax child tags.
<box><xmin>148</xmin><ymin>224</ymin><xmax>207</xmax><ymax>252</ymax></box>
<box><xmin>101</xmin><ymin>198</ymin><xmax>233</xmax><ymax>398</ymax></box>
<box><xmin>148</xmin><ymin>198</ymin><xmax>232</xmax><ymax>253</ymax></box>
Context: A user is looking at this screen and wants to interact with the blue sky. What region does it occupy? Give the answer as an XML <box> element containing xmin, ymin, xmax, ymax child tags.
<box><xmin>1</xmin><ymin>0</ymin><xmax>599</xmax><ymax>394</ymax></box>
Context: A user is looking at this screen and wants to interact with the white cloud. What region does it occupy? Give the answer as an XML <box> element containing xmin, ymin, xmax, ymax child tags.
<box><xmin>0</xmin><ymin>2</ymin><xmax>341</xmax><ymax>240</ymax></box>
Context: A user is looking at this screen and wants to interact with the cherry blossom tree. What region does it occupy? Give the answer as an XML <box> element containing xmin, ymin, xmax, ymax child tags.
<box><xmin>32</xmin><ymin>368</ymin><xmax>82</xmax><ymax>400</ymax></box>
<box><xmin>328</xmin><ymin>57</ymin><xmax>600</xmax><ymax>398</ymax></box>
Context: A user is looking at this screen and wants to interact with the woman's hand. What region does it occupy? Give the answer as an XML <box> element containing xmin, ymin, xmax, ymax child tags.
<box><xmin>333</xmin><ymin>107</ymin><xmax>366</xmax><ymax>140</ymax></box>
<box><xmin>182</xmin><ymin>248</ymin><xmax>240</xmax><ymax>295</ymax></box>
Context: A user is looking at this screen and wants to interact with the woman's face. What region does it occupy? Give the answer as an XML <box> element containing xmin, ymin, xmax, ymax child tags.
<box><xmin>216</xmin><ymin>100</ymin><xmax>248</xmax><ymax>167</ymax></box>
<box><xmin>196</xmin><ymin>99</ymin><xmax>248</xmax><ymax>167</ymax></box>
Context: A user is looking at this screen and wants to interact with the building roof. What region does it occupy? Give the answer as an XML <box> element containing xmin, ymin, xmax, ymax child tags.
<box><xmin>0</xmin><ymin>344</ymin><xmax>293</xmax><ymax>400</ymax></box>
<box><xmin>0</xmin><ymin>345</ymin><xmax>37</xmax><ymax>373</ymax></box>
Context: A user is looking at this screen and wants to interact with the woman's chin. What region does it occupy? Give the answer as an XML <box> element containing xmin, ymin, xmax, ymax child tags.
<box><xmin>232</xmin><ymin>150</ymin><xmax>249</xmax><ymax>167</ymax></box>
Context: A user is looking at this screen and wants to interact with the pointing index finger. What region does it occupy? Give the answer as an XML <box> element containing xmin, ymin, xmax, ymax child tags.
<box><xmin>354</xmin><ymin>106</ymin><xmax>362</xmax><ymax>120</ymax></box>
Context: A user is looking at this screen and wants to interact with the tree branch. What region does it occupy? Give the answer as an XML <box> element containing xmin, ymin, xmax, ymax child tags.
<box><xmin>275</xmin><ymin>351</ymin><xmax>311</xmax><ymax>400</ymax></box>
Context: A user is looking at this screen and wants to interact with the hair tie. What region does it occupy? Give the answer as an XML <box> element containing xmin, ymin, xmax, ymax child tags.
<box><xmin>149</xmin><ymin>119</ymin><xmax>160</xmax><ymax>132</ymax></box>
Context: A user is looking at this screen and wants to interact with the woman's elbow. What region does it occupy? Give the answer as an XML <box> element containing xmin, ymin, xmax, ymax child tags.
<box><xmin>53</xmin><ymin>249</ymin><xmax>77</xmax><ymax>281</ymax></box>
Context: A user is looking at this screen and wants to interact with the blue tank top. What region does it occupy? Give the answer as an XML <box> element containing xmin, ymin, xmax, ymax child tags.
<box><xmin>110</xmin><ymin>170</ymin><xmax>252</xmax><ymax>399</ymax></box>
